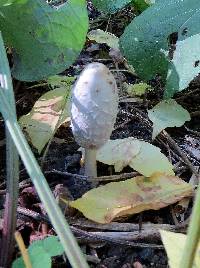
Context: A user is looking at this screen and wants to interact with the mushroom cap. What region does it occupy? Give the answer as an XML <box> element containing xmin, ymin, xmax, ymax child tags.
<box><xmin>71</xmin><ymin>62</ymin><xmax>119</xmax><ymax>149</ymax></box>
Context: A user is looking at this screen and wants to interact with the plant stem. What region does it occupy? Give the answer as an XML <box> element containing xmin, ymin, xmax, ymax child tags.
<box><xmin>180</xmin><ymin>173</ymin><xmax>200</xmax><ymax>268</ymax></box>
<box><xmin>0</xmin><ymin>88</ymin><xmax>89</xmax><ymax>268</ymax></box>
<box><xmin>0</xmin><ymin>33</ymin><xmax>19</xmax><ymax>267</ymax></box>
<box><xmin>84</xmin><ymin>149</ymin><xmax>97</xmax><ymax>178</ymax></box>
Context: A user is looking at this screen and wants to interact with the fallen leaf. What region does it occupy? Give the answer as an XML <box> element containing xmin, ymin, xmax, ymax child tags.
<box><xmin>124</xmin><ymin>82</ymin><xmax>153</xmax><ymax>97</ymax></box>
<box><xmin>129</xmin><ymin>140</ymin><xmax>174</xmax><ymax>176</ymax></box>
<box><xmin>70</xmin><ymin>173</ymin><xmax>193</xmax><ymax>223</ymax></box>
<box><xmin>19</xmin><ymin>76</ymin><xmax>73</xmax><ymax>153</ymax></box>
<box><xmin>97</xmin><ymin>138</ymin><xmax>141</xmax><ymax>172</ymax></box>
<box><xmin>97</xmin><ymin>138</ymin><xmax>174</xmax><ymax>176</ymax></box>
<box><xmin>148</xmin><ymin>99</ymin><xmax>190</xmax><ymax>139</ymax></box>
<box><xmin>88</xmin><ymin>29</ymin><xmax>119</xmax><ymax>49</ymax></box>
<box><xmin>160</xmin><ymin>230</ymin><xmax>200</xmax><ymax>268</ymax></box>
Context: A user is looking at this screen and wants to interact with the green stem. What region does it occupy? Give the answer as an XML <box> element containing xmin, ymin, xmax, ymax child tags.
<box><xmin>0</xmin><ymin>88</ymin><xmax>89</xmax><ymax>268</ymax></box>
<box><xmin>0</xmin><ymin>33</ymin><xmax>19</xmax><ymax>267</ymax></box>
<box><xmin>180</xmin><ymin>174</ymin><xmax>200</xmax><ymax>268</ymax></box>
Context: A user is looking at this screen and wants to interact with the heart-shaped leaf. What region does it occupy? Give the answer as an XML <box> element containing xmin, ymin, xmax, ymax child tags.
<box><xmin>0</xmin><ymin>0</ymin><xmax>88</xmax><ymax>81</ymax></box>
<box><xmin>120</xmin><ymin>0</ymin><xmax>200</xmax><ymax>97</ymax></box>
<box><xmin>148</xmin><ymin>99</ymin><xmax>190</xmax><ymax>139</ymax></box>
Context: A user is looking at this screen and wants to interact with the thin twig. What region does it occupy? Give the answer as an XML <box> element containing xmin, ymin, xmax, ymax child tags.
<box><xmin>70</xmin><ymin>218</ymin><xmax>187</xmax><ymax>232</ymax></box>
<box><xmin>15</xmin><ymin>231</ymin><xmax>32</xmax><ymax>268</ymax></box>
<box><xmin>162</xmin><ymin>130</ymin><xmax>199</xmax><ymax>178</ymax></box>
<box><xmin>45</xmin><ymin>169</ymin><xmax>139</xmax><ymax>182</ymax></box>
<box><xmin>71</xmin><ymin>226</ymin><xmax>164</xmax><ymax>249</ymax></box>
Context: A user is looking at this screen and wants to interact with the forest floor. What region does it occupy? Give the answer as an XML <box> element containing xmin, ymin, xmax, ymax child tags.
<box><xmin>0</xmin><ymin>1</ymin><xmax>200</xmax><ymax>267</ymax></box>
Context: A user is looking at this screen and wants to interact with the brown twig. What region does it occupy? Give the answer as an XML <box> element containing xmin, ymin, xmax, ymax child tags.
<box><xmin>69</xmin><ymin>218</ymin><xmax>186</xmax><ymax>232</ymax></box>
<box><xmin>71</xmin><ymin>226</ymin><xmax>164</xmax><ymax>249</ymax></box>
<box><xmin>45</xmin><ymin>170</ymin><xmax>139</xmax><ymax>182</ymax></box>
<box><xmin>162</xmin><ymin>130</ymin><xmax>199</xmax><ymax>178</ymax></box>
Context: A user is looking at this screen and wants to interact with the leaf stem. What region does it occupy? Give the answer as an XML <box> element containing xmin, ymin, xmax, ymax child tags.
<box><xmin>0</xmin><ymin>88</ymin><xmax>89</xmax><ymax>268</ymax></box>
<box><xmin>180</xmin><ymin>173</ymin><xmax>200</xmax><ymax>268</ymax></box>
<box><xmin>0</xmin><ymin>33</ymin><xmax>19</xmax><ymax>267</ymax></box>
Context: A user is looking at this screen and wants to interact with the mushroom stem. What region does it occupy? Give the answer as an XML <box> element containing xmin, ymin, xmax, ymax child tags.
<box><xmin>84</xmin><ymin>148</ymin><xmax>97</xmax><ymax>178</ymax></box>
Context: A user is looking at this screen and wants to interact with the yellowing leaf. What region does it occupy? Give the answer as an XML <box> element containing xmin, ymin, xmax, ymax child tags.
<box><xmin>160</xmin><ymin>230</ymin><xmax>200</xmax><ymax>268</ymax></box>
<box><xmin>70</xmin><ymin>173</ymin><xmax>193</xmax><ymax>223</ymax></box>
<box><xmin>97</xmin><ymin>138</ymin><xmax>174</xmax><ymax>176</ymax></box>
<box><xmin>129</xmin><ymin>141</ymin><xmax>174</xmax><ymax>176</ymax></box>
<box><xmin>97</xmin><ymin>138</ymin><xmax>141</xmax><ymax>172</ymax></box>
<box><xmin>125</xmin><ymin>82</ymin><xmax>153</xmax><ymax>96</ymax></box>
<box><xmin>148</xmin><ymin>99</ymin><xmax>191</xmax><ymax>139</ymax></box>
<box><xmin>88</xmin><ymin>29</ymin><xmax>119</xmax><ymax>49</ymax></box>
<box><xmin>19</xmin><ymin>77</ymin><xmax>73</xmax><ymax>153</ymax></box>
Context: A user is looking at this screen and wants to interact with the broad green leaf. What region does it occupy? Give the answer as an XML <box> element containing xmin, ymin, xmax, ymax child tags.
<box><xmin>31</xmin><ymin>236</ymin><xmax>64</xmax><ymax>257</ymax></box>
<box><xmin>29</xmin><ymin>246</ymin><xmax>51</xmax><ymax>268</ymax></box>
<box><xmin>0</xmin><ymin>0</ymin><xmax>26</xmax><ymax>6</ymax></box>
<box><xmin>12</xmin><ymin>236</ymin><xmax>64</xmax><ymax>268</ymax></box>
<box><xmin>120</xmin><ymin>0</ymin><xmax>200</xmax><ymax>97</ymax></box>
<box><xmin>12</xmin><ymin>246</ymin><xmax>51</xmax><ymax>268</ymax></box>
<box><xmin>19</xmin><ymin>76</ymin><xmax>73</xmax><ymax>153</ymax></box>
<box><xmin>134</xmin><ymin>0</ymin><xmax>154</xmax><ymax>12</ymax></box>
<box><xmin>0</xmin><ymin>0</ymin><xmax>88</xmax><ymax>81</ymax></box>
<box><xmin>92</xmin><ymin>0</ymin><xmax>132</xmax><ymax>14</ymax></box>
<box><xmin>160</xmin><ymin>230</ymin><xmax>200</xmax><ymax>268</ymax></box>
<box><xmin>12</xmin><ymin>257</ymin><xmax>25</xmax><ymax>268</ymax></box>
<box><xmin>97</xmin><ymin>138</ymin><xmax>174</xmax><ymax>176</ymax></box>
<box><xmin>124</xmin><ymin>82</ymin><xmax>153</xmax><ymax>96</ymax></box>
<box><xmin>148</xmin><ymin>99</ymin><xmax>191</xmax><ymax>139</ymax></box>
<box><xmin>70</xmin><ymin>173</ymin><xmax>193</xmax><ymax>223</ymax></box>
<box><xmin>88</xmin><ymin>29</ymin><xmax>119</xmax><ymax>49</ymax></box>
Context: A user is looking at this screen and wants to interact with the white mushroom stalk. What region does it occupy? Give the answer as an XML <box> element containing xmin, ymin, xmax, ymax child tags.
<box><xmin>71</xmin><ymin>62</ymin><xmax>119</xmax><ymax>179</ymax></box>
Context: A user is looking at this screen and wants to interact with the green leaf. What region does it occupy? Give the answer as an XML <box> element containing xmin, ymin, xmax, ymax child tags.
<box><xmin>160</xmin><ymin>230</ymin><xmax>200</xmax><ymax>268</ymax></box>
<box><xmin>12</xmin><ymin>246</ymin><xmax>51</xmax><ymax>268</ymax></box>
<box><xmin>70</xmin><ymin>173</ymin><xmax>192</xmax><ymax>223</ymax></box>
<box><xmin>97</xmin><ymin>138</ymin><xmax>174</xmax><ymax>176</ymax></box>
<box><xmin>88</xmin><ymin>29</ymin><xmax>119</xmax><ymax>49</ymax></box>
<box><xmin>120</xmin><ymin>0</ymin><xmax>200</xmax><ymax>97</ymax></box>
<box><xmin>31</xmin><ymin>236</ymin><xmax>64</xmax><ymax>257</ymax></box>
<box><xmin>12</xmin><ymin>257</ymin><xmax>25</xmax><ymax>268</ymax></box>
<box><xmin>148</xmin><ymin>99</ymin><xmax>191</xmax><ymax>139</ymax></box>
<box><xmin>125</xmin><ymin>82</ymin><xmax>153</xmax><ymax>96</ymax></box>
<box><xmin>30</xmin><ymin>246</ymin><xmax>51</xmax><ymax>268</ymax></box>
<box><xmin>133</xmin><ymin>0</ymin><xmax>153</xmax><ymax>12</ymax></box>
<box><xmin>19</xmin><ymin>76</ymin><xmax>73</xmax><ymax>153</ymax></box>
<box><xmin>12</xmin><ymin>236</ymin><xmax>64</xmax><ymax>268</ymax></box>
<box><xmin>92</xmin><ymin>0</ymin><xmax>132</xmax><ymax>14</ymax></box>
<box><xmin>0</xmin><ymin>0</ymin><xmax>88</xmax><ymax>81</ymax></box>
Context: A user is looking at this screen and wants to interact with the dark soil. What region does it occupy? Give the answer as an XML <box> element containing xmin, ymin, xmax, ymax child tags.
<box><xmin>0</xmin><ymin>1</ymin><xmax>200</xmax><ymax>268</ymax></box>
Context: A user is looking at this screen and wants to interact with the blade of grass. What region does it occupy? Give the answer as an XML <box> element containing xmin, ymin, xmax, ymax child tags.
<box><xmin>180</xmin><ymin>173</ymin><xmax>200</xmax><ymax>268</ymax></box>
<box><xmin>0</xmin><ymin>87</ymin><xmax>89</xmax><ymax>268</ymax></box>
<box><xmin>0</xmin><ymin>33</ymin><xmax>19</xmax><ymax>267</ymax></box>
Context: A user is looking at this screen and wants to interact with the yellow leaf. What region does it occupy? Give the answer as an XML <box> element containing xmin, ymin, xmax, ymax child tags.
<box><xmin>19</xmin><ymin>78</ymin><xmax>72</xmax><ymax>153</ymax></box>
<box><xmin>88</xmin><ymin>29</ymin><xmax>119</xmax><ymax>49</ymax></box>
<box><xmin>70</xmin><ymin>173</ymin><xmax>193</xmax><ymax>223</ymax></box>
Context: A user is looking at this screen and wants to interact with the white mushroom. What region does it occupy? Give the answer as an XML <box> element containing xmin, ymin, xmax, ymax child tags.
<box><xmin>71</xmin><ymin>62</ymin><xmax>118</xmax><ymax>178</ymax></box>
